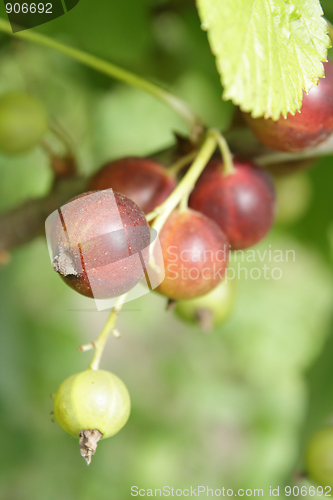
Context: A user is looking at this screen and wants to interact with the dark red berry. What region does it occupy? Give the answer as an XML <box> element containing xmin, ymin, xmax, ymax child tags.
<box><xmin>189</xmin><ymin>159</ymin><xmax>276</xmax><ymax>250</ymax></box>
<box><xmin>155</xmin><ymin>209</ymin><xmax>229</xmax><ymax>300</ymax></box>
<box><xmin>88</xmin><ymin>157</ymin><xmax>176</xmax><ymax>214</ymax></box>
<box><xmin>244</xmin><ymin>61</ymin><xmax>333</xmax><ymax>152</ymax></box>
<box><xmin>48</xmin><ymin>190</ymin><xmax>150</xmax><ymax>299</ymax></box>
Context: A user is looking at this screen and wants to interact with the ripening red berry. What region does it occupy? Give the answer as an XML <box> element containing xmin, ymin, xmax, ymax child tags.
<box><xmin>155</xmin><ymin>209</ymin><xmax>229</xmax><ymax>300</ymax></box>
<box><xmin>244</xmin><ymin>60</ymin><xmax>333</xmax><ymax>152</ymax></box>
<box><xmin>189</xmin><ymin>159</ymin><xmax>276</xmax><ymax>250</ymax></box>
<box><xmin>48</xmin><ymin>190</ymin><xmax>151</xmax><ymax>299</ymax></box>
<box><xmin>88</xmin><ymin>157</ymin><xmax>176</xmax><ymax>214</ymax></box>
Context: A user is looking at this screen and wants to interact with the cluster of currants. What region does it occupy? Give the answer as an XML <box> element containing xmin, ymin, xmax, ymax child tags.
<box><xmin>2</xmin><ymin>61</ymin><xmax>333</xmax><ymax>466</ymax></box>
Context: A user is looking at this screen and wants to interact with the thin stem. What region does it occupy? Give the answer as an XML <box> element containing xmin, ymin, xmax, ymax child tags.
<box><xmin>179</xmin><ymin>192</ymin><xmax>189</xmax><ymax>212</ymax></box>
<box><xmin>256</xmin><ymin>133</ymin><xmax>333</xmax><ymax>167</ymax></box>
<box><xmin>167</xmin><ymin>150</ymin><xmax>198</xmax><ymax>177</ymax></box>
<box><xmin>49</xmin><ymin>122</ymin><xmax>73</xmax><ymax>155</ymax></box>
<box><xmin>145</xmin><ymin>209</ymin><xmax>161</xmax><ymax>223</ymax></box>
<box><xmin>0</xmin><ymin>18</ymin><xmax>204</xmax><ymax>139</ymax></box>
<box><xmin>211</xmin><ymin>129</ymin><xmax>235</xmax><ymax>175</ymax></box>
<box><xmin>145</xmin><ymin>151</ymin><xmax>199</xmax><ymax>223</ymax></box>
<box><xmin>149</xmin><ymin>131</ymin><xmax>217</xmax><ymax>256</ymax></box>
<box><xmin>88</xmin><ymin>294</ymin><xmax>127</xmax><ymax>371</ymax></box>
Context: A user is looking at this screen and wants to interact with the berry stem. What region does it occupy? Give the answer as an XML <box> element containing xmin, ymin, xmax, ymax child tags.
<box><xmin>149</xmin><ymin>130</ymin><xmax>217</xmax><ymax>246</ymax></box>
<box><xmin>211</xmin><ymin>129</ymin><xmax>235</xmax><ymax>175</ymax></box>
<box><xmin>88</xmin><ymin>293</ymin><xmax>127</xmax><ymax>371</ymax></box>
<box><xmin>179</xmin><ymin>192</ymin><xmax>189</xmax><ymax>212</ymax></box>
<box><xmin>166</xmin><ymin>150</ymin><xmax>198</xmax><ymax>177</ymax></box>
<box><xmin>0</xmin><ymin>18</ymin><xmax>204</xmax><ymax>140</ymax></box>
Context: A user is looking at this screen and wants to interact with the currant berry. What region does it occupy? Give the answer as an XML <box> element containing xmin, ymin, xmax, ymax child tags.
<box><xmin>54</xmin><ymin>369</ymin><xmax>131</xmax><ymax>464</ymax></box>
<box><xmin>155</xmin><ymin>209</ymin><xmax>229</xmax><ymax>300</ymax></box>
<box><xmin>305</xmin><ymin>427</ymin><xmax>333</xmax><ymax>489</ymax></box>
<box><xmin>189</xmin><ymin>158</ymin><xmax>276</xmax><ymax>250</ymax></box>
<box><xmin>0</xmin><ymin>91</ymin><xmax>48</xmax><ymax>154</ymax></box>
<box><xmin>174</xmin><ymin>278</ymin><xmax>235</xmax><ymax>332</ymax></box>
<box><xmin>88</xmin><ymin>157</ymin><xmax>176</xmax><ymax>214</ymax></box>
<box><xmin>244</xmin><ymin>61</ymin><xmax>333</xmax><ymax>152</ymax></box>
<box><xmin>49</xmin><ymin>190</ymin><xmax>151</xmax><ymax>299</ymax></box>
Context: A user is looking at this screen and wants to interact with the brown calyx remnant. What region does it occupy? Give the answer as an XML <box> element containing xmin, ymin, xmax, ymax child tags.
<box><xmin>195</xmin><ymin>308</ymin><xmax>214</xmax><ymax>333</ymax></box>
<box><xmin>166</xmin><ymin>299</ymin><xmax>177</xmax><ymax>312</ymax></box>
<box><xmin>79</xmin><ymin>429</ymin><xmax>103</xmax><ymax>465</ymax></box>
<box><xmin>52</xmin><ymin>247</ymin><xmax>77</xmax><ymax>276</ymax></box>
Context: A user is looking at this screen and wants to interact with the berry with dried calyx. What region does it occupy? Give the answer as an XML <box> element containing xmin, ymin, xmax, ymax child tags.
<box><xmin>48</xmin><ymin>190</ymin><xmax>151</xmax><ymax>299</ymax></box>
<box><xmin>53</xmin><ymin>369</ymin><xmax>131</xmax><ymax>465</ymax></box>
<box><xmin>174</xmin><ymin>278</ymin><xmax>235</xmax><ymax>332</ymax></box>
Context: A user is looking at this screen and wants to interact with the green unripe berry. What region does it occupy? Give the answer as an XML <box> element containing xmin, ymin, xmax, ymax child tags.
<box><xmin>174</xmin><ymin>279</ymin><xmax>235</xmax><ymax>332</ymax></box>
<box><xmin>54</xmin><ymin>369</ymin><xmax>130</xmax><ymax>463</ymax></box>
<box><xmin>0</xmin><ymin>91</ymin><xmax>48</xmax><ymax>154</ymax></box>
<box><xmin>305</xmin><ymin>427</ymin><xmax>333</xmax><ymax>489</ymax></box>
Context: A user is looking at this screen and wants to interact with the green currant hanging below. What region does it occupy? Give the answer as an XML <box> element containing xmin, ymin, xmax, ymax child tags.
<box><xmin>174</xmin><ymin>279</ymin><xmax>235</xmax><ymax>332</ymax></box>
<box><xmin>53</xmin><ymin>369</ymin><xmax>131</xmax><ymax>464</ymax></box>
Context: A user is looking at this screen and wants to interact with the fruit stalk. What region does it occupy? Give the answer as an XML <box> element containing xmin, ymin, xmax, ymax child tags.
<box><xmin>149</xmin><ymin>130</ymin><xmax>218</xmax><ymax>237</ymax></box>
<box><xmin>88</xmin><ymin>293</ymin><xmax>128</xmax><ymax>371</ymax></box>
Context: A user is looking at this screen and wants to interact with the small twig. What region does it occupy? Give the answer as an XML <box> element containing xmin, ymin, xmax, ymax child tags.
<box><xmin>0</xmin><ymin>176</ymin><xmax>87</xmax><ymax>253</ymax></box>
<box><xmin>112</xmin><ymin>329</ymin><xmax>121</xmax><ymax>338</ymax></box>
<box><xmin>78</xmin><ymin>342</ymin><xmax>96</xmax><ymax>352</ymax></box>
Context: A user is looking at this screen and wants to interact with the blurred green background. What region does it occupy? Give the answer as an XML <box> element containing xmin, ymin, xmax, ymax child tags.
<box><xmin>0</xmin><ymin>1</ymin><xmax>333</xmax><ymax>498</ymax></box>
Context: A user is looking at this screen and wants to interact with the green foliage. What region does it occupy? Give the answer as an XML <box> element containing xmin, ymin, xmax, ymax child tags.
<box><xmin>0</xmin><ymin>1</ymin><xmax>332</xmax><ymax>499</ymax></box>
<box><xmin>196</xmin><ymin>0</ymin><xmax>331</xmax><ymax>119</ymax></box>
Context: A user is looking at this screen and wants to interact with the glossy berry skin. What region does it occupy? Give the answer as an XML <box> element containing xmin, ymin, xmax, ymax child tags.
<box><xmin>54</xmin><ymin>370</ymin><xmax>130</xmax><ymax>439</ymax></box>
<box><xmin>244</xmin><ymin>61</ymin><xmax>333</xmax><ymax>152</ymax></box>
<box><xmin>175</xmin><ymin>278</ymin><xmax>235</xmax><ymax>331</ymax></box>
<box><xmin>155</xmin><ymin>209</ymin><xmax>229</xmax><ymax>301</ymax></box>
<box><xmin>49</xmin><ymin>190</ymin><xmax>150</xmax><ymax>299</ymax></box>
<box><xmin>305</xmin><ymin>427</ymin><xmax>333</xmax><ymax>489</ymax></box>
<box><xmin>189</xmin><ymin>159</ymin><xmax>276</xmax><ymax>250</ymax></box>
<box><xmin>0</xmin><ymin>91</ymin><xmax>48</xmax><ymax>154</ymax></box>
<box><xmin>88</xmin><ymin>157</ymin><xmax>176</xmax><ymax>214</ymax></box>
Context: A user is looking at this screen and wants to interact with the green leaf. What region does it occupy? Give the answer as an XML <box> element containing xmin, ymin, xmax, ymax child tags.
<box><xmin>196</xmin><ymin>0</ymin><xmax>331</xmax><ymax>119</ymax></box>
